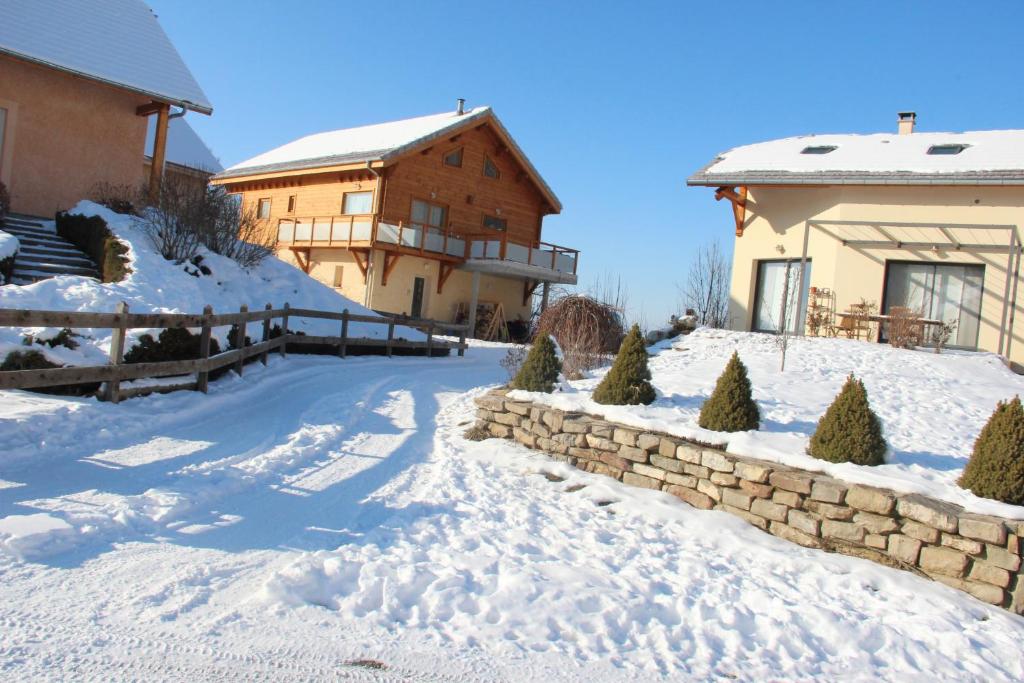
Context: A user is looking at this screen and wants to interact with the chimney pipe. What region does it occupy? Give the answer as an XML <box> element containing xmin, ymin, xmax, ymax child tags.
<box><xmin>897</xmin><ymin>111</ymin><xmax>916</xmax><ymax>135</ymax></box>
<box><xmin>456</xmin><ymin>98</ymin><xmax>465</xmax><ymax>116</ymax></box>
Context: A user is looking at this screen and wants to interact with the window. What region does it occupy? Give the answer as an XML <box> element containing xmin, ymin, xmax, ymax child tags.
<box><xmin>0</xmin><ymin>107</ymin><xmax>6</xmax><ymax>175</ymax></box>
<box><xmin>801</xmin><ymin>145</ymin><xmax>837</xmax><ymax>155</ymax></box>
<box><xmin>927</xmin><ymin>144</ymin><xmax>970</xmax><ymax>155</ymax></box>
<box><xmin>287</xmin><ymin>195</ymin><xmax>296</xmax><ymax>213</ymax></box>
<box><xmin>483</xmin><ymin>214</ymin><xmax>507</xmax><ymax>231</ymax></box>
<box><xmin>752</xmin><ymin>259</ymin><xmax>812</xmax><ymax>334</ymax></box>
<box><xmin>443</xmin><ymin>147</ymin><xmax>463</xmax><ymax>167</ymax></box>
<box><xmin>332</xmin><ymin>265</ymin><xmax>344</xmax><ymax>288</ymax></box>
<box><xmin>483</xmin><ymin>155</ymin><xmax>500</xmax><ymax>179</ymax></box>
<box><xmin>257</xmin><ymin>198</ymin><xmax>271</xmax><ymax>219</ymax></box>
<box><xmin>882</xmin><ymin>262</ymin><xmax>984</xmax><ymax>348</ymax></box>
<box><xmin>342</xmin><ymin>190</ymin><xmax>373</xmax><ymax>215</ymax></box>
<box><xmin>411</xmin><ymin>199</ymin><xmax>447</xmax><ymax>228</ymax></box>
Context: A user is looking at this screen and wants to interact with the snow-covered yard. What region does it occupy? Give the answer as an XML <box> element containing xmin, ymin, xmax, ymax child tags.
<box><xmin>514</xmin><ymin>328</ymin><xmax>1024</xmax><ymax>519</ymax></box>
<box><xmin>2</xmin><ymin>342</ymin><xmax>1024</xmax><ymax>681</ymax></box>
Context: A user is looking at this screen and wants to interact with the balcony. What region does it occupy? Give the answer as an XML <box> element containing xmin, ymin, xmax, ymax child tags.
<box><xmin>276</xmin><ymin>214</ymin><xmax>578</xmax><ymax>283</ymax></box>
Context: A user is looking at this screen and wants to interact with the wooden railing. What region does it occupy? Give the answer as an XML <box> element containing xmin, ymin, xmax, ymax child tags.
<box><xmin>0</xmin><ymin>304</ymin><xmax>468</xmax><ymax>402</ymax></box>
<box><xmin>275</xmin><ymin>214</ymin><xmax>579</xmax><ymax>275</ymax></box>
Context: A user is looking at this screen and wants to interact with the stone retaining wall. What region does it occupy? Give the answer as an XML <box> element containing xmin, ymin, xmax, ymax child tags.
<box><xmin>474</xmin><ymin>389</ymin><xmax>1024</xmax><ymax>613</ymax></box>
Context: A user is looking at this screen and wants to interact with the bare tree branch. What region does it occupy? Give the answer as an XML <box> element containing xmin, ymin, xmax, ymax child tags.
<box><xmin>680</xmin><ymin>241</ymin><xmax>730</xmax><ymax>328</ymax></box>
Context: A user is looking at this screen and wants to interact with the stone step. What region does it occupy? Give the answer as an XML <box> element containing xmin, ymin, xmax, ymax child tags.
<box><xmin>2</xmin><ymin>226</ymin><xmax>59</xmax><ymax>241</ymax></box>
<box><xmin>6</xmin><ymin>234</ymin><xmax>80</xmax><ymax>251</ymax></box>
<box><xmin>2</xmin><ymin>217</ymin><xmax>49</xmax><ymax>230</ymax></box>
<box><xmin>18</xmin><ymin>243</ymin><xmax>89</xmax><ymax>257</ymax></box>
<box><xmin>12</xmin><ymin>265</ymin><xmax>99</xmax><ymax>280</ymax></box>
<box><xmin>17</xmin><ymin>251</ymin><xmax>96</xmax><ymax>268</ymax></box>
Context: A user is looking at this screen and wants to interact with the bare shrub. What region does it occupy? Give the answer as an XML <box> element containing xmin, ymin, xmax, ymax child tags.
<box><xmin>89</xmin><ymin>181</ymin><xmax>144</xmax><ymax>215</ymax></box>
<box><xmin>0</xmin><ymin>180</ymin><xmax>9</xmax><ymax>219</ymax></box>
<box><xmin>929</xmin><ymin>318</ymin><xmax>958</xmax><ymax>354</ymax></box>
<box><xmin>887</xmin><ymin>306</ymin><xmax>924</xmax><ymax>349</ymax></box>
<box><xmin>499</xmin><ymin>344</ymin><xmax>528</xmax><ymax>383</ymax></box>
<box><xmin>536</xmin><ymin>295</ymin><xmax>624</xmax><ymax>380</ymax></box>
<box><xmin>680</xmin><ymin>241</ymin><xmax>730</xmax><ymax>328</ymax></box>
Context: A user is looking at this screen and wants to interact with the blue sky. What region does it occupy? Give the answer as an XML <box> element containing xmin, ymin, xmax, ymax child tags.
<box><xmin>150</xmin><ymin>0</ymin><xmax>1024</xmax><ymax>327</ymax></box>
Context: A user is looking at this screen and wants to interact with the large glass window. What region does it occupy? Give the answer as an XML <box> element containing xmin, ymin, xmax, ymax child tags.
<box><xmin>883</xmin><ymin>262</ymin><xmax>984</xmax><ymax>348</ymax></box>
<box><xmin>483</xmin><ymin>214</ymin><xmax>507</xmax><ymax>231</ymax></box>
<box><xmin>257</xmin><ymin>198</ymin><xmax>271</xmax><ymax>219</ymax></box>
<box><xmin>411</xmin><ymin>199</ymin><xmax>447</xmax><ymax>228</ymax></box>
<box><xmin>342</xmin><ymin>191</ymin><xmax>373</xmax><ymax>215</ymax></box>
<box><xmin>752</xmin><ymin>259</ymin><xmax>812</xmax><ymax>334</ymax></box>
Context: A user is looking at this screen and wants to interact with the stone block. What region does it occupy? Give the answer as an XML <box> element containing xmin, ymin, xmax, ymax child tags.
<box><xmin>521</xmin><ymin>420</ymin><xmax>533</xmax><ymax>432</ymax></box>
<box><xmin>803</xmin><ymin>500</ymin><xmax>855</xmax><ymax>521</ymax></box>
<box><xmin>734</xmin><ymin>460</ymin><xmax>773</xmax><ymax>483</ymax></box>
<box><xmin>702</xmin><ymin>451</ymin><xmax>735</xmax><ymax>473</ymax></box>
<box><xmin>940</xmin><ymin>533</ymin><xmax>983</xmax><ymax>556</ymax></box>
<box><xmin>697</xmin><ymin>479</ymin><xmax>722</xmax><ymax>502</ymax></box>
<box><xmin>684</xmin><ymin>464</ymin><xmax>711</xmax><ymax>479</ymax></box>
<box><xmin>632</xmin><ymin>463</ymin><xmax>667</xmax><ymax>481</ymax></box>
<box><xmin>622</xmin><ymin>472</ymin><xmax>661</xmax><ymax>490</ymax></box>
<box><xmin>542</xmin><ymin>410</ymin><xmax>563</xmax><ymax>431</ymax></box>
<box><xmin>919</xmin><ymin>546</ymin><xmax>969</xmax><ymax>577</ymax></box>
<box><xmin>530</xmin><ymin>407</ymin><xmax>543</xmax><ymax>422</ymax></box>
<box><xmin>769</xmin><ymin>471</ymin><xmax>814</xmax><ymax>495</ymax></box>
<box><xmin>845</xmin><ymin>485</ymin><xmax>896</xmax><ymax>515</ymax></box>
<box><xmin>475</xmin><ymin>394</ymin><xmax>506</xmax><ymax>411</ymax></box>
<box><xmin>675</xmin><ymin>443</ymin><xmax>703</xmax><ymax>464</ymax></box>
<box><xmin>513</xmin><ymin>427</ymin><xmax>535</xmax><ymax>448</ymax></box>
<box><xmin>788</xmin><ymin>509</ymin><xmax>821</xmax><ymax>536</ymax></box>
<box><xmin>618</xmin><ymin>445</ymin><xmax>648</xmax><ymax>464</ymax></box>
<box><xmin>668</xmin><ymin>485</ymin><xmax>715</xmax><ymax>510</ymax></box>
<box><xmin>590</xmin><ymin>421</ymin><xmax>614</xmax><ymax>439</ymax></box>
<box><xmin>853</xmin><ymin>512</ymin><xmax>899</xmax><ymax>535</ymax></box>
<box><xmin>710</xmin><ymin>472</ymin><xmax>738</xmax><ymax>487</ymax></box>
<box><xmin>933</xmin><ymin>576</ymin><xmax>1005</xmax><ymax>606</ymax></box>
<box><xmin>822</xmin><ymin>519</ymin><xmax>865</xmax><ymax>543</ymax></box>
<box><xmin>865</xmin><ymin>534</ymin><xmax>887</xmax><ymax>550</ymax></box>
<box><xmin>901</xmin><ymin>520</ymin><xmax>940</xmax><ymax>544</ymax></box>
<box><xmin>658</xmin><ymin>438</ymin><xmax>678</xmax><ymax>458</ymax></box>
<box><xmin>613</xmin><ymin>427</ymin><xmax>639</xmax><ymax>447</ymax></box>
<box><xmin>637</xmin><ymin>433</ymin><xmax>661</xmax><ymax>451</ymax></box>
<box><xmin>957</xmin><ymin>514</ymin><xmax>1008</xmax><ymax>545</ymax></box>
<box><xmin>982</xmin><ymin>544</ymin><xmax>1022</xmax><ymax>572</ymax></box>
<box><xmin>887</xmin><ymin>534</ymin><xmax>922</xmax><ymax>565</ymax></box>
<box><xmin>664</xmin><ymin>472</ymin><xmax>697</xmax><ymax>488</ymax></box>
<box><xmin>810</xmin><ymin>478</ymin><xmax>847</xmax><ymax>504</ymax></box>
<box><xmin>751</xmin><ymin>497</ymin><xmax>788</xmax><ymax>522</ymax></box>
<box><xmin>475</xmin><ymin>408</ymin><xmax>494</xmax><ymax>421</ymax></box>
<box><xmin>968</xmin><ymin>561</ymin><xmax>1011</xmax><ymax>588</ymax></box>
<box><xmin>896</xmin><ymin>495</ymin><xmax>959</xmax><ymax>534</ymax></box>
<box><xmin>1008</xmin><ymin>575</ymin><xmax>1024</xmax><ymax>615</ymax></box>
<box><xmin>531</xmin><ymin>421</ymin><xmax>551</xmax><ymax>438</ymax></box>
<box><xmin>494</xmin><ymin>411</ymin><xmax>521</xmax><ymax>427</ymax></box>
<box><xmin>505</xmin><ymin>401</ymin><xmax>531</xmax><ymax>416</ymax></box>
<box><xmin>769</xmin><ymin>521</ymin><xmax>823</xmax><ymax>548</ymax></box>
<box><xmin>739</xmin><ymin>480</ymin><xmax>773</xmax><ymax>499</ymax></box>
<box><xmin>594</xmin><ymin>451</ymin><xmax>629</xmax><ymax>472</ymax></box>
<box><xmin>772</xmin><ymin>490</ymin><xmax>803</xmax><ymax>509</ymax></box>
<box><xmin>588</xmin><ymin>462</ymin><xmax>622</xmax><ymax>480</ymax></box>
<box><xmin>568</xmin><ymin>447</ymin><xmax>596</xmax><ymax>462</ymax></box>
<box><xmin>562</xmin><ymin>418</ymin><xmax>590</xmax><ymax>434</ymax></box>
<box><xmin>716</xmin><ymin>504</ymin><xmax>768</xmax><ymax>530</ymax></box>
<box><xmin>585</xmin><ymin>434</ymin><xmax>619</xmax><ymax>452</ymax></box>
<box><xmin>487</xmin><ymin>423</ymin><xmax>511</xmax><ymax>438</ymax></box>
<box><xmin>721</xmin><ymin>487</ymin><xmax>754</xmax><ymax>511</ymax></box>
<box><xmin>1009</xmin><ymin>534</ymin><xmax>1020</xmax><ymax>555</ymax></box>
<box><xmin>650</xmin><ymin>454</ymin><xmax>685</xmax><ymax>474</ymax></box>
<box><xmin>536</xmin><ymin>436</ymin><xmax>553</xmax><ymax>451</ymax></box>
<box><xmin>574</xmin><ymin>434</ymin><xmax>589</xmax><ymax>448</ymax></box>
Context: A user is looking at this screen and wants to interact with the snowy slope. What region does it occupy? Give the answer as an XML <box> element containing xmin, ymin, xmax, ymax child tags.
<box><xmin>1</xmin><ymin>347</ymin><xmax>1023</xmax><ymax>680</ymax></box>
<box><xmin>511</xmin><ymin>328</ymin><xmax>1024</xmax><ymax>519</ymax></box>
<box><xmin>0</xmin><ymin>229</ymin><xmax>17</xmax><ymax>261</ymax></box>
<box><xmin>0</xmin><ymin>201</ymin><xmax>423</xmax><ymax>367</ymax></box>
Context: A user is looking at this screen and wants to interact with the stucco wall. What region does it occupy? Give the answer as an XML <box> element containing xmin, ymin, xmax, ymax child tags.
<box><xmin>0</xmin><ymin>55</ymin><xmax>150</xmax><ymax>217</ymax></box>
<box><xmin>729</xmin><ymin>185</ymin><xmax>1024</xmax><ymax>364</ymax></box>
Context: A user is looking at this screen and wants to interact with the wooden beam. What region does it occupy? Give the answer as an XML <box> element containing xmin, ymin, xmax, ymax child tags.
<box><xmin>715</xmin><ymin>185</ymin><xmax>748</xmax><ymax>237</ymax></box>
<box><xmin>522</xmin><ymin>279</ymin><xmax>540</xmax><ymax>306</ymax></box>
<box><xmin>351</xmin><ymin>249</ymin><xmax>370</xmax><ymax>282</ymax></box>
<box><xmin>135</xmin><ymin>101</ymin><xmax>167</xmax><ymax>117</ymax></box>
<box><xmin>437</xmin><ymin>263</ymin><xmax>455</xmax><ymax>294</ymax></box>
<box><xmin>291</xmin><ymin>247</ymin><xmax>311</xmax><ymax>274</ymax></box>
<box><xmin>381</xmin><ymin>252</ymin><xmax>402</xmax><ymax>286</ymax></box>
<box><xmin>147</xmin><ymin>103</ymin><xmax>170</xmax><ymax>203</ymax></box>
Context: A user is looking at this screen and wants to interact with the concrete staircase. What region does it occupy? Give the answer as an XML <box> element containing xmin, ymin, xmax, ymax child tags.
<box><xmin>1</xmin><ymin>214</ymin><xmax>100</xmax><ymax>285</ymax></box>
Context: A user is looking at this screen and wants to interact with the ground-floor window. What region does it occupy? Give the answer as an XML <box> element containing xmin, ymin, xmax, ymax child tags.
<box><xmin>752</xmin><ymin>259</ymin><xmax>812</xmax><ymax>334</ymax></box>
<box><xmin>882</xmin><ymin>262</ymin><xmax>984</xmax><ymax>349</ymax></box>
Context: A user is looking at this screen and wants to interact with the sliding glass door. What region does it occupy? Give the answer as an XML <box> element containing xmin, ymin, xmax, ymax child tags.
<box><xmin>883</xmin><ymin>262</ymin><xmax>984</xmax><ymax>348</ymax></box>
<box><xmin>752</xmin><ymin>259</ymin><xmax>812</xmax><ymax>334</ymax></box>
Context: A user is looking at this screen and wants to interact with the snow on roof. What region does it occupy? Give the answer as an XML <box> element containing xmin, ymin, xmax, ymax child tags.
<box><xmin>688</xmin><ymin>130</ymin><xmax>1024</xmax><ymax>185</ymax></box>
<box><xmin>220</xmin><ymin>107</ymin><xmax>493</xmax><ymax>177</ymax></box>
<box><xmin>145</xmin><ymin>117</ymin><xmax>222</xmax><ymax>172</ymax></box>
<box><xmin>0</xmin><ymin>0</ymin><xmax>212</xmax><ymax>114</ymax></box>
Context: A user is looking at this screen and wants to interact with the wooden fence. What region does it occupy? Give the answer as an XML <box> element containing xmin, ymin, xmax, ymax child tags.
<box><xmin>0</xmin><ymin>304</ymin><xmax>468</xmax><ymax>402</ymax></box>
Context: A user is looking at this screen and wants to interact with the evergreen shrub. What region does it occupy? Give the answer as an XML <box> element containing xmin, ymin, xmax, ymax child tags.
<box><xmin>959</xmin><ymin>397</ymin><xmax>1024</xmax><ymax>504</ymax></box>
<box><xmin>592</xmin><ymin>324</ymin><xmax>655</xmax><ymax>405</ymax></box>
<box><xmin>698</xmin><ymin>351</ymin><xmax>759</xmax><ymax>432</ymax></box>
<box><xmin>510</xmin><ymin>334</ymin><xmax>561</xmax><ymax>392</ymax></box>
<box><xmin>807</xmin><ymin>374</ymin><xmax>886</xmax><ymax>465</ymax></box>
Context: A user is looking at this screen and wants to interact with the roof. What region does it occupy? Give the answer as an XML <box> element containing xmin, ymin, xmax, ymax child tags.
<box><xmin>145</xmin><ymin>116</ymin><xmax>222</xmax><ymax>172</ymax></box>
<box><xmin>214</xmin><ymin>107</ymin><xmax>562</xmax><ymax>211</ymax></box>
<box><xmin>0</xmin><ymin>0</ymin><xmax>212</xmax><ymax>114</ymax></box>
<box><xmin>688</xmin><ymin>130</ymin><xmax>1024</xmax><ymax>186</ymax></box>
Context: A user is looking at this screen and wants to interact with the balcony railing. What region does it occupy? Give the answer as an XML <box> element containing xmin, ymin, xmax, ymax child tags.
<box><xmin>275</xmin><ymin>215</ymin><xmax>579</xmax><ymax>276</ymax></box>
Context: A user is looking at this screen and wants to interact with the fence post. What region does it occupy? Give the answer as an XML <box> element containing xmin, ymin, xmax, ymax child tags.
<box><xmin>235</xmin><ymin>304</ymin><xmax>248</xmax><ymax>376</ymax></box>
<box><xmin>458</xmin><ymin>326</ymin><xmax>466</xmax><ymax>358</ymax></box>
<box><xmin>339</xmin><ymin>308</ymin><xmax>349</xmax><ymax>358</ymax></box>
<box><xmin>425</xmin><ymin>322</ymin><xmax>434</xmax><ymax>357</ymax></box>
<box><xmin>386</xmin><ymin>319</ymin><xmax>395</xmax><ymax>357</ymax></box>
<box><xmin>280</xmin><ymin>303</ymin><xmax>290</xmax><ymax>358</ymax></box>
<box><xmin>197</xmin><ymin>304</ymin><xmax>213</xmax><ymax>393</ymax></box>
<box><xmin>104</xmin><ymin>301</ymin><xmax>129</xmax><ymax>403</ymax></box>
<box><xmin>261</xmin><ymin>302</ymin><xmax>271</xmax><ymax>366</ymax></box>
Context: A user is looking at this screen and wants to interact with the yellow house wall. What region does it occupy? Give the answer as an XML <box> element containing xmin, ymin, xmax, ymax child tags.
<box><xmin>729</xmin><ymin>184</ymin><xmax>1024</xmax><ymax>364</ymax></box>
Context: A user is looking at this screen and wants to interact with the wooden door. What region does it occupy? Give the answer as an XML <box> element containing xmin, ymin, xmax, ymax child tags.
<box><xmin>411</xmin><ymin>276</ymin><xmax>425</xmax><ymax>318</ymax></box>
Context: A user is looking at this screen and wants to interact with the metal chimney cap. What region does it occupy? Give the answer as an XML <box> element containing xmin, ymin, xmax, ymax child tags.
<box><xmin>456</xmin><ymin>98</ymin><xmax>466</xmax><ymax>115</ymax></box>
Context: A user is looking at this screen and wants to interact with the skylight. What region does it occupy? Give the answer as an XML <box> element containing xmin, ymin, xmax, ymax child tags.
<box><xmin>927</xmin><ymin>144</ymin><xmax>970</xmax><ymax>155</ymax></box>
<box><xmin>801</xmin><ymin>145</ymin><xmax>837</xmax><ymax>155</ymax></box>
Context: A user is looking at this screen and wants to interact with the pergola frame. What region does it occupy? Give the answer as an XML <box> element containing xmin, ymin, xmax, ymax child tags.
<box><xmin>797</xmin><ymin>219</ymin><xmax>1022</xmax><ymax>358</ymax></box>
